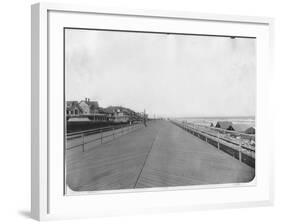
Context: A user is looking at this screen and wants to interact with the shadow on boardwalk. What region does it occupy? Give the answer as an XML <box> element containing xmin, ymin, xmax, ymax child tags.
<box><xmin>66</xmin><ymin>120</ymin><xmax>255</xmax><ymax>192</ymax></box>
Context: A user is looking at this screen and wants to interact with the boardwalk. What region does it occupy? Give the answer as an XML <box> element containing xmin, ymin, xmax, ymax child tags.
<box><xmin>66</xmin><ymin>120</ymin><xmax>255</xmax><ymax>192</ymax></box>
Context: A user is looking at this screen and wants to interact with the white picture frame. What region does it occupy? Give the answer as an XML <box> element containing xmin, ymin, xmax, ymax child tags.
<box><xmin>31</xmin><ymin>2</ymin><xmax>274</xmax><ymax>221</ymax></box>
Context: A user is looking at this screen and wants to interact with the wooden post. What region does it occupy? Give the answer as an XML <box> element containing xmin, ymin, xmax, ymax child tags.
<box><xmin>239</xmin><ymin>140</ymin><xmax>242</xmax><ymax>162</ymax></box>
<box><xmin>101</xmin><ymin>132</ymin><xmax>103</xmax><ymax>144</ymax></box>
<box><xmin>217</xmin><ymin>132</ymin><xmax>220</xmax><ymax>150</ymax></box>
<box><xmin>143</xmin><ymin>110</ymin><xmax>145</xmax><ymax>126</ymax></box>
<box><xmin>82</xmin><ymin>133</ymin><xmax>85</xmax><ymax>152</ymax></box>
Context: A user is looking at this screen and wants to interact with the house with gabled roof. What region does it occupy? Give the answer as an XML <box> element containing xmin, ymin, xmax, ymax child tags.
<box><xmin>245</xmin><ymin>127</ymin><xmax>255</xmax><ymax>134</ymax></box>
<box><xmin>230</xmin><ymin>124</ymin><xmax>251</xmax><ymax>133</ymax></box>
<box><xmin>104</xmin><ymin>106</ymin><xmax>131</xmax><ymax>123</ymax></box>
<box><xmin>79</xmin><ymin>98</ymin><xmax>99</xmax><ymax>115</ymax></box>
<box><xmin>66</xmin><ymin>101</ymin><xmax>83</xmax><ymax>116</ymax></box>
<box><xmin>215</xmin><ymin>121</ymin><xmax>234</xmax><ymax>130</ymax></box>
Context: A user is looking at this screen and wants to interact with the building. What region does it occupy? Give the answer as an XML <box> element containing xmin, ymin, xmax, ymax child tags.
<box><xmin>88</xmin><ymin>113</ymin><xmax>109</xmax><ymax>122</ymax></box>
<box><xmin>215</xmin><ymin>121</ymin><xmax>234</xmax><ymax>130</ymax></box>
<box><xmin>113</xmin><ymin>109</ymin><xmax>129</xmax><ymax>123</ymax></box>
<box><xmin>79</xmin><ymin>98</ymin><xmax>99</xmax><ymax>115</ymax></box>
<box><xmin>93</xmin><ymin>107</ymin><xmax>114</xmax><ymax>122</ymax></box>
<box><xmin>66</xmin><ymin>101</ymin><xmax>83</xmax><ymax>116</ymax></box>
<box><xmin>245</xmin><ymin>127</ymin><xmax>255</xmax><ymax>134</ymax></box>
<box><xmin>230</xmin><ymin>124</ymin><xmax>252</xmax><ymax>133</ymax></box>
<box><xmin>66</xmin><ymin>100</ymin><xmax>143</xmax><ymax>123</ymax></box>
<box><xmin>222</xmin><ymin>123</ymin><xmax>256</xmax><ymax>134</ymax></box>
<box><xmin>104</xmin><ymin>106</ymin><xmax>131</xmax><ymax>123</ymax></box>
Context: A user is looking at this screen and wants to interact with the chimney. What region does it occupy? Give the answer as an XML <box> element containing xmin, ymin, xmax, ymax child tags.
<box><xmin>85</xmin><ymin>97</ymin><xmax>87</xmax><ymax>102</ymax></box>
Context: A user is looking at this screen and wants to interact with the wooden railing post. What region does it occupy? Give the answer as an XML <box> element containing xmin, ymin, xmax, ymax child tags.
<box><xmin>82</xmin><ymin>133</ymin><xmax>85</xmax><ymax>152</ymax></box>
<box><xmin>239</xmin><ymin>140</ymin><xmax>242</xmax><ymax>162</ymax></box>
<box><xmin>217</xmin><ymin>132</ymin><xmax>220</xmax><ymax>150</ymax></box>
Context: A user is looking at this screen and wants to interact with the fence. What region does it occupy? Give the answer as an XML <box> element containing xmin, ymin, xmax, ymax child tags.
<box><xmin>170</xmin><ymin>120</ymin><xmax>255</xmax><ymax>168</ymax></box>
<box><xmin>66</xmin><ymin>123</ymin><xmax>144</xmax><ymax>152</ymax></box>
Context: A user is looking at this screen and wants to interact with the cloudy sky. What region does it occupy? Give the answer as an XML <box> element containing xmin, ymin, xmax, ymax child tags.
<box><xmin>65</xmin><ymin>29</ymin><xmax>256</xmax><ymax>118</ymax></box>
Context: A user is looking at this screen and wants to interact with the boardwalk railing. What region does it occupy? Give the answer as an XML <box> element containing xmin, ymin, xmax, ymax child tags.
<box><xmin>170</xmin><ymin>120</ymin><xmax>255</xmax><ymax>168</ymax></box>
<box><xmin>66</xmin><ymin>123</ymin><xmax>144</xmax><ymax>152</ymax></box>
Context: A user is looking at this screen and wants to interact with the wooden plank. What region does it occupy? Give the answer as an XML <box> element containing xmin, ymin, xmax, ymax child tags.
<box><xmin>136</xmin><ymin>121</ymin><xmax>254</xmax><ymax>188</ymax></box>
<box><xmin>66</xmin><ymin>120</ymin><xmax>254</xmax><ymax>192</ymax></box>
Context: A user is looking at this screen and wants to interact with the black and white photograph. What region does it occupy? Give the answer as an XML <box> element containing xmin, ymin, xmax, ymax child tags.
<box><xmin>64</xmin><ymin>28</ymin><xmax>256</xmax><ymax>193</ymax></box>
